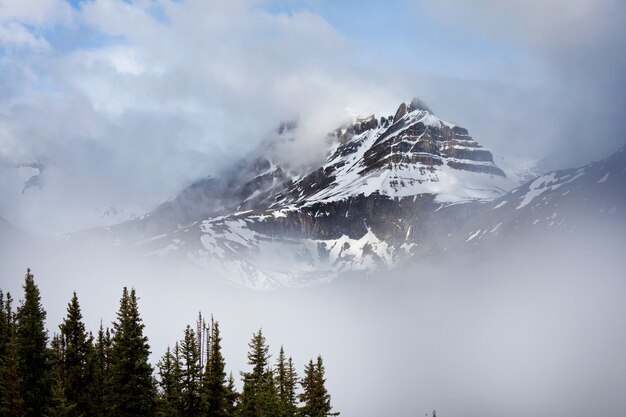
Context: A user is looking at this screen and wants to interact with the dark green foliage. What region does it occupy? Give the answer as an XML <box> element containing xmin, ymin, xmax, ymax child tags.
<box><xmin>224</xmin><ymin>373</ymin><xmax>239</xmax><ymax>417</ymax></box>
<box><xmin>276</xmin><ymin>347</ymin><xmax>298</xmax><ymax>417</ymax></box>
<box><xmin>15</xmin><ymin>269</ymin><xmax>52</xmax><ymax>417</ymax></box>
<box><xmin>47</xmin><ymin>372</ymin><xmax>75</xmax><ymax>417</ymax></box>
<box><xmin>299</xmin><ymin>356</ymin><xmax>338</xmax><ymax>417</ymax></box>
<box><xmin>202</xmin><ymin>320</ymin><xmax>228</xmax><ymax>417</ymax></box>
<box><xmin>237</xmin><ymin>329</ymin><xmax>281</xmax><ymax>417</ymax></box>
<box><xmin>284</xmin><ymin>355</ymin><xmax>299</xmax><ymax>417</ymax></box>
<box><xmin>276</xmin><ymin>346</ymin><xmax>288</xmax><ymax>416</ymax></box>
<box><xmin>0</xmin><ymin>292</ymin><xmax>25</xmax><ymax>416</ymax></box>
<box><xmin>89</xmin><ymin>323</ymin><xmax>112</xmax><ymax>417</ymax></box>
<box><xmin>0</xmin><ymin>271</ymin><xmax>338</xmax><ymax>417</ymax></box>
<box><xmin>157</xmin><ymin>345</ymin><xmax>182</xmax><ymax>417</ymax></box>
<box><xmin>179</xmin><ymin>326</ymin><xmax>202</xmax><ymax>417</ymax></box>
<box><xmin>58</xmin><ymin>292</ymin><xmax>93</xmax><ymax>416</ymax></box>
<box><xmin>108</xmin><ymin>287</ymin><xmax>156</xmax><ymax>417</ymax></box>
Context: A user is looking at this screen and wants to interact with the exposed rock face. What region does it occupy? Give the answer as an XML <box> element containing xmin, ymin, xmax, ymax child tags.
<box><xmin>393</xmin><ymin>102</ymin><xmax>407</xmax><ymax>123</ymax></box>
<box><xmin>266</xmin><ymin>99</ymin><xmax>509</xmax><ymax>210</ymax></box>
<box><xmin>73</xmin><ymin>99</ymin><xmax>626</xmax><ymax>289</ymax></box>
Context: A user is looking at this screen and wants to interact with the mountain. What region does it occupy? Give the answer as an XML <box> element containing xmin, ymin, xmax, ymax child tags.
<box><xmin>74</xmin><ymin>99</ymin><xmax>626</xmax><ymax>288</ymax></box>
<box><xmin>443</xmin><ymin>144</ymin><xmax>626</xmax><ymax>251</ymax></box>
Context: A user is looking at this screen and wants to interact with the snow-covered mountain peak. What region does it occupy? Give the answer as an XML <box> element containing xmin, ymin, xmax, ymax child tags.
<box><xmin>271</xmin><ymin>99</ymin><xmax>514</xmax><ymax>207</ymax></box>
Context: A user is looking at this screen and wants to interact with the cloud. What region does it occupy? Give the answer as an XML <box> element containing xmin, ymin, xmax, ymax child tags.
<box><xmin>0</xmin><ymin>0</ymin><xmax>73</xmax><ymax>49</ymax></box>
<box><xmin>0</xmin><ymin>0</ymin><xmax>73</xmax><ymax>26</ymax></box>
<box><xmin>420</xmin><ymin>0</ymin><xmax>626</xmax><ymax>168</ymax></box>
<box><xmin>0</xmin><ymin>0</ymin><xmax>398</xmax><ymax>234</ymax></box>
<box><xmin>2</xmin><ymin>0</ymin><xmax>624</xmax><ymax>234</ymax></box>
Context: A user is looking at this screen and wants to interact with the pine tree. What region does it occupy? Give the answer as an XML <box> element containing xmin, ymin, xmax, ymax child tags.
<box><xmin>257</xmin><ymin>368</ymin><xmax>280</xmax><ymax>417</ymax></box>
<box><xmin>89</xmin><ymin>323</ymin><xmax>112</xmax><ymax>417</ymax></box>
<box><xmin>299</xmin><ymin>356</ymin><xmax>338</xmax><ymax>417</ymax></box>
<box><xmin>202</xmin><ymin>320</ymin><xmax>228</xmax><ymax>417</ymax></box>
<box><xmin>0</xmin><ymin>291</ymin><xmax>9</xmax><ymax>362</ymax></box>
<box><xmin>237</xmin><ymin>329</ymin><xmax>280</xmax><ymax>417</ymax></box>
<box><xmin>0</xmin><ymin>291</ymin><xmax>25</xmax><ymax>416</ymax></box>
<box><xmin>276</xmin><ymin>346</ymin><xmax>288</xmax><ymax>417</ymax></box>
<box><xmin>299</xmin><ymin>360</ymin><xmax>315</xmax><ymax>417</ymax></box>
<box><xmin>179</xmin><ymin>325</ymin><xmax>202</xmax><ymax>417</ymax></box>
<box><xmin>157</xmin><ymin>345</ymin><xmax>181</xmax><ymax>417</ymax></box>
<box><xmin>47</xmin><ymin>372</ymin><xmax>75</xmax><ymax>417</ymax></box>
<box><xmin>284</xmin><ymin>357</ymin><xmax>299</xmax><ymax>417</ymax></box>
<box><xmin>58</xmin><ymin>292</ymin><xmax>92</xmax><ymax>416</ymax></box>
<box><xmin>15</xmin><ymin>269</ymin><xmax>52</xmax><ymax>417</ymax></box>
<box><xmin>0</xmin><ymin>291</ymin><xmax>11</xmax><ymax>413</ymax></box>
<box><xmin>223</xmin><ymin>373</ymin><xmax>239</xmax><ymax>417</ymax></box>
<box><xmin>108</xmin><ymin>287</ymin><xmax>156</xmax><ymax>417</ymax></box>
<box><xmin>276</xmin><ymin>346</ymin><xmax>299</xmax><ymax>417</ymax></box>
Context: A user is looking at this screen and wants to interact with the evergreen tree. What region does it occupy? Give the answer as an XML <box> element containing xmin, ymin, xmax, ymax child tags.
<box><xmin>47</xmin><ymin>372</ymin><xmax>75</xmax><ymax>417</ymax></box>
<box><xmin>0</xmin><ymin>291</ymin><xmax>11</xmax><ymax>414</ymax></box>
<box><xmin>299</xmin><ymin>360</ymin><xmax>315</xmax><ymax>417</ymax></box>
<box><xmin>223</xmin><ymin>373</ymin><xmax>239</xmax><ymax>417</ymax></box>
<box><xmin>179</xmin><ymin>325</ymin><xmax>202</xmax><ymax>417</ymax></box>
<box><xmin>276</xmin><ymin>346</ymin><xmax>288</xmax><ymax>416</ymax></box>
<box><xmin>58</xmin><ymin>292</ymin><xmax>92</xmax><ymax>416</ymax></box>
<box><xmin>237</xmin><ymin>329</ymin><xmax>280</xmax><ymax>417</ymax></box>
<box><xmin>108</xmin><ymin>287</ymin><xmax>156</xmax><ymax>417</ymax></box>
<box><xmin>89</xmin><ymin>323</ymin><xmax>112</xmax><ymax>417</ymax></box>
<box><xmin>257</xmin><ymin>368</ymin><xmax>280</xmax><ymax>417</ymax></box>
<box><xmin>15</xmin><ymin>269</ymin><xmax>52</xmax><ymax>417</ymax></box>
<box><xmin>276</xmin><ymin>347</ymin><xmax>298</xmax><ymax>417</ymax></box>
<box><xmin>157</xmin><ymin>345</ymin><xmax>181</xmax><ymax>417</ymax></box>
<box><xmin>0</xmin><ymin>291</ymin><xmax>9</xmax><ymax>362</ymax></box>
<box><xmin>284</xmin><ymin>357</ymin><xmax>299</xmax><ymax>417</ymax></box>
<box><xmin>299</xmin><ymin>356</ymin><xmax>338</xmax><ymax>417</ymax></box>
<box><xmin>202</xmin><ymin>320</ymin><xmax>228</xmax><ymax>417</ymax></box>
<box><xmin>0</xmin><ymin>292</ymin><xmax>25</xmax><ymax>416</ymax></box>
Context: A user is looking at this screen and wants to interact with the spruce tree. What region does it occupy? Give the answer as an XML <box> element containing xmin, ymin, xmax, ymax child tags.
<box><xmin>179</xmin><ymin>325</ymin><xmax>202</xmax><ymax>417</ymax></box>
<box><xmin>223</xmin><ymin>373</ymin><xmax>239</xmax><ymax>417</ymax></box>
<box><xmin>202</xmin><ymin>320</ymin><xmax>227</xmax><ymax>417</ymax></box>
<box><xmin>89</xmin><ymin>323</ymin><xmax>112</xmax><ymax>417</ymax></box>
<box><xmin>299</xmin><ymin>360</ymin><xmax>315</xmax><ymax>417</ymax></box>
<box><xmin>276</xmin><ymin>346</ymin><xmax>288</xmax><ymax>416</ymax></box>
<box><xmin>157</xmin><ymin>345</ymin><xmax>181</xmax><ymax>417</ymax></box>
<box><xmin>15</xmin><ymin>269</ymin><xmax>52</xmax><ymax>417</ymax></box>
<box><xmin>237</xmin><ymin>329</ymin><xmax>280</xmax><ymax>417</ymax></box>
<box><xmin>108</xmin><ymin>287</ymin><xmax>156</xmax><ymax>417</ymax></box>
<box><xmin>276</xmin><ymin>346</ymin><xmax>299</xmax><ymax>417</ymax></box>
<box><xmin>58</xmin><ymin>292</ymin><xmax>92</xmax><ymax>416</ymax></box>
<box><xmin>47</xmin><ymin>372</ymin><xmax>75</xmax><ymax>417</ymax></box>
<box><xmin>257</xmin><ymin>368</ymin><xmax>280</xmax><ymax>417</ymax></box>
<box><xmin>0</xmin><ymin>291</ymin><xmax>10</xmax><ymax>413</ymax></box>
<box><xmin>284</xmin><ymin>357</ymin><xmax>299</xmax><ymax>417</ymax></box>
<box><xmin>0</xmin><ymin>291</ymin><xmax>25</xmax><ymax>416</ymax></box>
<box><xmin>299</xmin><ymin>356</ymin><xmax>338</xmax><ymax>417</ymax></box>
<box><xmin>0</xmin><ymin>291</ymin><xmax>9</xmax><ymax>362</ymax></box>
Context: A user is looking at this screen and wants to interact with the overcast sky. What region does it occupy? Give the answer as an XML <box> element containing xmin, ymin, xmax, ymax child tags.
<box><xmin>1</xmin><ymin>0</ymin><xmax>624</xmax><ymax>234</ymax></box>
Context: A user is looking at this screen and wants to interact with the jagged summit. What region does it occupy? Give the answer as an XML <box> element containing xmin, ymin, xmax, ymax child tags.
<box><xmin>407</xmin><ymin>97</ymin><xmax>432</xmax><ymax>113</ymax></box>
<box><xmin>270</xmin><ymin>98</ymin><xmax>511</xmax><ymax>207</ymax></box>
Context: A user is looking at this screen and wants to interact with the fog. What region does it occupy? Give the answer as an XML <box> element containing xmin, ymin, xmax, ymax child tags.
<box><xmin>1</xmin><ymin>221</ymin><xmax>625</xmax><ymax>417</ymax></box>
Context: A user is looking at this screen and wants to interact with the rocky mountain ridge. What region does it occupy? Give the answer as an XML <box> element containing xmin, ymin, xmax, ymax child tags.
<box><xmin>73</xmin><ymin>99</ymin><xmax>626</xmax><ymax>288</ymax></box>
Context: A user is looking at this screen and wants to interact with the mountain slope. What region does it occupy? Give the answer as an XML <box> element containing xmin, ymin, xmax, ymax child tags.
<box><xmin>71</xmin><ymin>99</ymin><xmax>626</xmax><ymax>289</ymax></box>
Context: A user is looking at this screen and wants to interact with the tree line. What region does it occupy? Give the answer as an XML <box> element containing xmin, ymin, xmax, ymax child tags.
<box><xmin>0</xmin><ymin>269</ymin><xmax>338</xmax><ymax>417</ymax></box>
